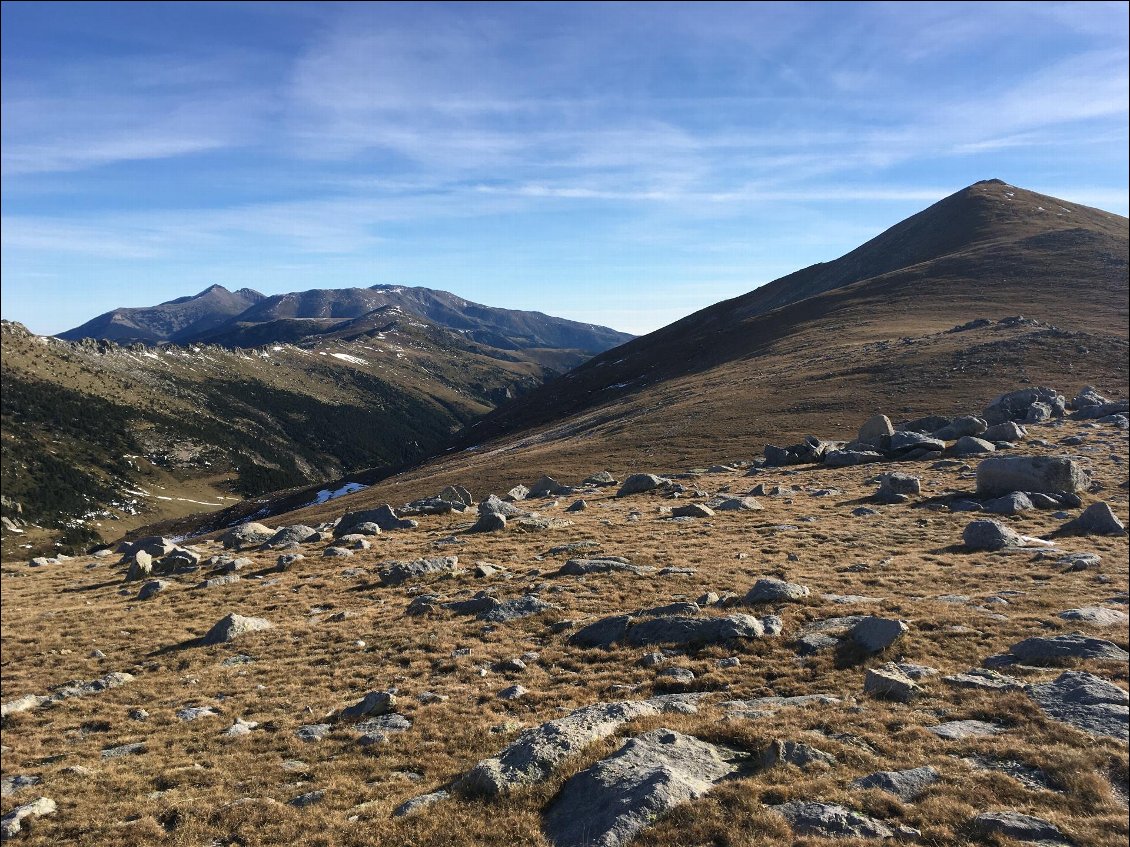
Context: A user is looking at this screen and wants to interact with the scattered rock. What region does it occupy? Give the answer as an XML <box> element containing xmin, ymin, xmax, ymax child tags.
<box><xmin>289</xmin><ymin>790</ymin><xmax>325</xmax><ymax>808</ymax></box>
<box><xmin>392</xmin><ymin>789</ymin><xmax>450</xmax><ymax>817</ymax></box>
<box><xmin>336</xmin><ymin>505</ymin><xmax>417</xmax><ymax>535</ymax></box>
<box><xmin>0</xmin><ymin>776</ymin><xmax>40</xmax><ymax>799</ymax></box>
<box><xmin>671</xmin><ymin>503</ymin><xmax>714</xmax><ymax>518</ymax></box>
<box><xmin>221</xmin><ymin>522</ymin><xmax>276</xmax><ymax>551</ymax></box>
<box><xmin>101</xmin><ymin>741</ymin><xmax>146</xmax><ymax>758</ymax></box>
<box><xmin>970</xmin><ymin>811</ymin><xmax>1072</xmax><ymax>845</ymax></box>
<box><xmin>1058</xmin><ymin>607</ymin><xmax>1129</xmax><ymax>627</ymax></box>
<box><xmin>542</xmin><ymin>728</ymin><xmax>745</xmax><ymax>847</ymax></box>
<box><xmin>0</xmin><ymin>797</ymin><xmax>56</xmax><ymax>841</ymax></box>
<box><xmin>200</xmin><ymin>613</ymin><xmax>273</xmax><ymax>645</ymax></box>
<box><xmin>136</xmin><ymin>579</ymin><xmax>170</xmax><ymax>600</ymax></box>
<box><xmin>505</xmin><ymin>484</ymin><xmax>530</xmax><ymax>501</ymax></box>
<box><xmin>259</xmin><ymin>524</ymin><xmax>320</xmax><ymax>548</ymax></box>
<box><xmin>498</xmin><ymin>685</ymin><xmax>528</xmax><ymax>701</ymax></box>
<box><xmin>943</xmin><ymin>669</ymin><xmax>1023</xmax><ymax>691</ymax></box>
<box><xmin>1027</xmin><ymin>671</ymin><xmax>1129</xmax><ymax>739</ymax></box>
<box><xmin>926</xmin><ymin>720</ymin><xmax>1001</xmax><ymax>740</ymax></box>
<box><xmin>852</xmin><ymin>766</ymin><xmax>940</xmax><ymax>800</ymax></box>
<box><xmin>296</xmin><ymin>724</ymin><xmax>331</xmax><ymax>743</ymax></box>
<box><xmin>759</xmin><ymin>739</ymin><xmax>837</xmax><ymax>770</ymax></box>
<box><xmin>556</xmin><ymin>558</ymin><xmax>653</xmax><ymax>576</ymax></box>
<box><xmin>1009</xmin><ymin>634</ymin><xmax>1129</xmax><ymax>664</ymax></box>
<box><xmin>744</xmin><ymin>577</ymin><xmax>810</xmax><ymax>604</ymax></box>
<box><xmin>976</xmin><ymin>456</ymin><xmax>1088</xmax><ymax>496</ymax></box>
<box><xmin>616</xmin><ymin>474</ymin><xmax>669</xmax><ymax>497</ymax></box>
<box><xmin>849</xmin><ymin>617</ymin><xmax>908</xmax><ymax>653</ymax></box>
<box><xmin>341</xmin><ymin>691</ymin><xmax>396</xmax><ymax>721</ymax></box>
<box><xmin>984</xmin><ymin>492</ymin><xmax>1034</xmax><ymax>515</ymax></box>
<box><xmin>962</xmin><ymin>519</ymin><xmax>1022</xmax><ymax>551</ymax></box>
<box><xmin>864</xmin><ymin>663</ymin><xmax>920</xmax><ymax>702</ymax></box>
<box><xmin>771</xmin><ymin>800</ymin><xmax>894</xmax><ymax>839</ymax></box>
<box><xmin>378</xmin><ymin>556</ymin><xmax>460</xmax><ymax>586</ymax></box>
<box><xmin>1059</xmin><ymin>502</ymin><xmax>1126</xmax><ymax>536</ymax></box>
<box><xmin>857</xmin><ymin>414</ymin><xmax>894</xmax><ymax>446</ymax></box>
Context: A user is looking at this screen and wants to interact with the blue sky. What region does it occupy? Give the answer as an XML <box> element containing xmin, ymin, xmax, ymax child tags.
<box><xmin>2</xmin><ymin>1</ymin><xmax>1127</xmax><ymax>336</ymax></box>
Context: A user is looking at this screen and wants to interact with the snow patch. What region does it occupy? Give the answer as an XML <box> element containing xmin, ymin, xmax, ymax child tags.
<box><xmin>308</xmin><ymin>482</ymin><xmax>368</xmax><ymax>506</ymax></box>
<box><xmin>330</xmin><ymin>353</ymin><xmax>368</xmax><ymax>366</ymax></box>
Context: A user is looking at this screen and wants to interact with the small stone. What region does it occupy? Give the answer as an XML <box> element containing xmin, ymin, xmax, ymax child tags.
<box><xmin>497</xmin><ymin>684</ymin><xmax>528</xmax><ymax>700</ymax></box>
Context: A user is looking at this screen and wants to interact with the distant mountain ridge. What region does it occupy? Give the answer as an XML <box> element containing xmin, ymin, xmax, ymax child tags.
<box><xmin>58</xmin><ymin>284</ymin><xmax>266</xmax><ymax>344</ymax></box>
<box><xmin>59</xmin><ymin>283</ymin><xmax>635</xmax><ymax>354</ymax></box>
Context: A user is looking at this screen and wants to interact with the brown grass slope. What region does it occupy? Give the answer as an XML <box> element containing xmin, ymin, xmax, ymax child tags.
<box><xmin>160</xmin><ymin>179</ymin><xmax>1128</xmax><ymax>534</ymax></box>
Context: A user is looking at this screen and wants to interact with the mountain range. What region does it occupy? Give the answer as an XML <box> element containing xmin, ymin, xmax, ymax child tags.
<box><xmin>57</xmin><ymin>283</ymin><xmax>634</xmax><ymax>353</ymax></box>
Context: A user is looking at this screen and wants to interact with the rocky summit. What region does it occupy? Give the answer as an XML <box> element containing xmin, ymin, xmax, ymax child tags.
<box><xmin>1</xmin><ymin>182</ymin><xmax>1127</xmax><ymax>847</ymax></box>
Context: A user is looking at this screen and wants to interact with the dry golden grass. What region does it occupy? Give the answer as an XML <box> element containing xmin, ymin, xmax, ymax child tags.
<box><xmin>2</xmin><ymin>417</ymin><xmax>1127</xmax><ymax>846</ymax></box>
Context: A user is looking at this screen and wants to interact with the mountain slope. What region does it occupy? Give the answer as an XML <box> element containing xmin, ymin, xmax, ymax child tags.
<box><xmin>56</xmin><ymin>284</ymin><xmax>266</xmax><ymax>344</ymax></box>
<box><xmin>169</xmin><ymin>180</ymin><xmax>1126</xmax><ymax>533</ymax></box>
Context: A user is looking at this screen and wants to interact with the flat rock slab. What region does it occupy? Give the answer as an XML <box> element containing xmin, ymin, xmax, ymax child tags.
<box><xmin>1</xmin><ymin>797</ymin><xmax>57</xmax><ymax>840</ymax></box>
<box><xmin>570</xmin><ymin>613</ymin><xmax>770</xmax><ymax>649</ymax></box>
<box><xmin>1009</xmin><ymin>634</ymin><xmax>1129</xmax><ymax>664</ymax></box>
<box><xmin>971</xmin><ymin>811</ymin><xmax>1073</xmax><ymax>845</ymax></box>
<box><xmin>1058</xmin><ymin>607</ymin><xmax>1129</xmax><ymax>628</ymax></box>
<box><xmin>542</xmin><ymin>728</ymin><xmax>745</xmax><ymax>847</ymax></box>
<box><xmin>926</xmin><ymin>720</ymin><xmax>1002</xmax><ymax>740</ymax></box>
<box><xmin>556</xmin><ymin>558</ymin><xmax>653</xmax><ymax>576</ymax></box>
<box><xmin>724</xmin><ymin>694</ymin><xmax>841</xmax><ymax>718</ymax></box>
<box><xmin>1026</xmin><ymin>671</ymin><xmax>1129</xmax><ymax>740</ymax></box>
<box><xmin>771</xmin><ymin>801</ymin><xmax>894</xmax><ymax>839</ymax></box>
<box><xmin>455</xmin><ymin>695</ymin><xmax>702</xmax><ymax>798</ymax></box>
<box><xmin>378</xmin><ymin>556</ymin><xmax>460</xmax><ymax>586</ymax></box>
<box><xmin>851</xmin><ymin>766</ymin><xmax>939</xmax><ymax>800</ymax></box>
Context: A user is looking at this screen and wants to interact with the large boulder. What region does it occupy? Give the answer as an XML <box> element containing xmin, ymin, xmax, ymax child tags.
<box><xmin>771</xmin><ymin>801</ymin><xmax>894</xmax><ymax>839</ymax></box>
<box><xmin>849</xmin><ymin>617</ymin><xmax>908</xmax><ymax>653</ymax></box>
<box><xmin>478</xmin><ymin>495</ymin><xmax>527</xmax><ymax>518</ymax></box>
<box><xmin>975</xmin><ymin>456</ymin><xmax>1088</xmax><ymax>496</ymax></box>
<box><xmin>982</xmin><ymin>387</ymin><xmax>1065</xmax><ymax>425</ymax></box>
<box><xmin>1059</xmin><ymin>502</ymin><xmax>1126</xmax><ymax>536</ymax></box>
<box><xmin>982</xmin><ymin>420</ymin><xmax>1027</xmax><ymax>442</ymax></box>
<box><xmin>616</xmin><ymin>474</ymin><xmax>669</xmax><ymax>497</ymax></box>
<box><xmin>542</xmin><ymin>728</ymin><xmax>743</xmax><ymax>847</ymax></box>
<box><xmin>857</xmin><ymin>414</ymin><xmax>894</xmax><ymax>446</ymax></box>
<box><xmin>1026</xmin><ymin>671</ymin><xmax>1128</xmax><ymax>740</ymax></box>
<box><xmin>201</xmin><ymin>613</ymin><xmax>273</xmax><ymax>645</ymax></box>
<box><xmin>1009</xmin><ymin>634</ymin><xmax>1129</xmax><ymax>664</ymax></box>
<box><xmin>852</xmin><ymin>766</ymin><xmax>939</xmax><ymax>800</ymax></box>
<box><xmin>744</xmin><ymin>578</ymin><xmax>810</xmax><ymax>604</ymax></box>
<box><xmin>970</xmin><ymin>812</ymin><xmax>1072</xmax><ymax>845</ymax></box>
<box><xmin>1</xmin><ymin>797</ymin><xmax>57</xmax><ymax>840</ymax></box>
<box><xmin>377</xmin><ymin>556</ymin><xmax>460</xmax><ymax>586</ymax></box>
<box><xmin>335</xmin><ymin>505</ymin><xmax>417</xmax><ymax>535</ymax></box>
<box><xmin>260</xmin><ymin>524</ymin><xmax>320</xmax><ymax>548</ymax></box>
<box><xmin>962</xmin><ymin>519</ymin><xmax>1023</xmax><ymax>550</ymax></box>
<box><xmin>933</xmin><ymin>416</ymin><xmax>987</xmax><ymax>441</ymax></box>
<box><xmin>221</xmin><ymin>522</ymin><xmax>276</xmax><ymax>551</ymax></box>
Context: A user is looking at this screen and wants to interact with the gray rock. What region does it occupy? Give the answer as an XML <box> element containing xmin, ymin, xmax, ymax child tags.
<box><xmin>336</xmin><ymin>505</ymin><xmax>417</xmax><ymax>535</ymax></box>
<box><xmin>542</xmin><ymin>728</ymin><xmax>744</xmax><ymax>847</ymax></box>
<box><xmin>825</xmin><ymin>449</ymin><xmax>884</xmax><ymax>467</ymax></box>
<box><xmin>723</xmin><ymin>694</ymin><xmax>840</xmax><ymax>717</ymax></box>
<box><xmin>124</xmin><ymin>550</ymin><xmax>153</xmax><ymax>582</ymax></box>
<box><xmin>289</xmin><ymin>790</ymin><xmax>325</xmax><ymax>808</ymax></box>
<box><xmin>657</xmin><ymin>667</ymin><xmax>695</xmax><ymax>684</ymax></box>
<box><xmin>1074</xmin><ymin>399</ymin><xmax>1130</xmax><ymax>419</ymax></box>
<box><xmin>852</xmin><ymin>766</ymin><xmax>939</xmax><ymax>800</ymax></box>
<box><xmin>378</xmin><ymin>556</ymin><xmax>460</xmax><ymax>586</ymax></box>
<box><xmin>983</xmin><ymin>421</ymin><xmax>1028</xmax><ymax>441</ymax></box>
<box><xmin>889</xmin><ymin>431</ymin><xmax>945</xmax><ymax>453</ymax></box>
<box><xmin>877</xmin><ymin>473</ymin><xmax>920</xmax><ymax>502</ymax></box>
<box><xmin>671</xmin><ymin>503</ymin><xmax>714</xmax><ymax>518</ymax></box>
<box><xmin>1009</xmin><ymin>634</ymin><xmax>1129</xmax><ymax>664</ymax></box>
<box><xmin>744</xmin><ymin>577</ymin><xmax>810</xmax><ymax>604</ymax></box>
<box><xmin>296</xmin><ymin>723</ymin><xmax>331</xmax><ymax>742</ymax></box>
<box><xmin>176</xmin><ymin>706</ymin><xmax>219</xmax><ymax>721</ymax></box>
<box><xmin>963</xmin><ymin>519</ymin><xmax>1023</xmax><ymax>550</ymax></box>
<box><xmin>984</xmin><ymin>492</ymin><xmax>1035</xmax><ymax>515</ymax></box>
<box><xmin>970</xmin><ymin>811</ymin><xmax>1072</xmax><ymax>844</ymax></box>
<box><xmin>221</xmin><ymin>522</ymin><xmax>276</xmax><ymax>551</ymax></box>
<box><xmin>392</xmin><ymin>789</ymin><xmax>450</xmax><ymax>817</ymax></box>
<box><xmin>557</xmin><ymin>558</ymin><xmax>653</xmax><ymax>576</ymax></box>
<box><xmin>260</xmin><ymin>524</ymin><xmax>320</xmax><ymax>548</ymax></box>
<box><xmin>322</xmin><ymin>546</ymin><xmax>353</xmax><ymax>557</ymax></box>
<box><xmin>616</xmin><ymin>474</ymin><xmax>669</xmax><ymax>497</ymax></box>
<box><xmin>857</xmin><ymin>414</ymin><xmax>894</xmax><ymax>446</ymax></box>
<box><xmin>953</xmin><ymin>435</ymin><xmax>996</xmax><ymax>456</ymax></box>
<box><xmin>565</xmin><ymin>500</ymin><xmax>587</xmax><ymax>512</ymax></box>
<box><xmin>1026</xmin><ymin>670</ymin><xmax>1128</xmax><ymax>739</ymax></box>
<box><xmin>478</xmin><ymin>494</ymin><xmax>527</xmax><ymax>518</ymax></box>
<box><xmin>480</xmin><ymin>595</ymin><xmax>555</xmax><ymax>623</ymax></box>
<box><xmin>470</xmin><ymin>512</ymin><xmax>508</xmax><ymax>533</ymax></box>
<box><xmin>983</xmin><ymin>387</ymin><xmax>1065</xmax><ymax>425</ymax></box>
<box><xmin>1058</xmin><ymin>607</ymin><xmax>1129</xmax><ymax>627</ymax></box>
<box><xmin>759</xmin><ymin>739</ymin><xmax>837</xmax><ymax>769</ymax></box>
<box><xmin>1026</xmin><ymin>401</ymin><xmax>1053</xmax><ymax>422</ymax></box>
<box><xmin>976</xmin><ymin>456</ymin><xmax>1089</xmax><ymax>496</ymax></box>
<box><xmin>713</xmin><ymin>496</ymin><xmax>763</xmax><ymax>510</ymax></box>
<box><xmin>849</xmin><ymin>617</ymin><xmax>908</xmax><ymax>653</ymax></box>
<box><xmin>341</xmin><ymin>691</ymin><xmax>396</xmax><ymax>721</ymax></box>
<box><xmin>926</xmin><ymin>720</ymin><xmax>1002</xmax><ymax>740</ymax></box>
<box><xmin>864</xmin><ymin>663</ymin><xmax>920</xmax><ymax>702</ymax></box>
<box><xmin>498</xmin><ymin>684</ymin><xmax>528</xmax><ymax>700</ymax></box>
<box><xmin>584</xmin><ymin>471</ymin><xmax>618</xmax><ymax>487</ymax></box>
<box><xmin>136</xmin><ymin>579</ymin><xmax>170</xmax><ymax>600</ymax></box>
<box><xmin>101</xmin><ymin>741</ymin><xmax>146</xmax><ymax>758</ymax></box>
<box><xmin>944</xmin><ymin>668</ymin><xmax>1023</xmax><ymax>691</ymax></box>
<box><xmin>200</xmin><ymin>613</ymin><xmax>273</xmax><ymax>645</ymax></box>
<box><xmin>439</xmin><ymin>485</ymin><xmax>474</xmax><ymax>506</ymax></box>
<box><xmin>569</xmin><ymin>615</ymin><xmax>634</xmax><ymax>648</ymax></box>
<box><xmin>1</xmin><ymin>797</ymin><xmax>57</xmax><ymax>840</ymax></box>
<box><xmin>200</xmin><ymin>574</ymin><xmax>240</xmax><ymax>589</ymax></box>
<box><xmin>1070</xmin><ymin>385</ymin><xmax>1107</xmax><ymax>409</ymax></box>
<box><xmin>623</xmin><ymin>615</ymin><xmax>768</xmax><ymax>647</ymax></box>
<box><xmin>1060</xmin><ymin>502</ymin><xmax>1126</xmax><ymax>536</ymax></box>
<box><xmin>222</xmin><ymin>717</ymin><xmax>259</xmax><ymax>738</ymax></box>
<box><xmin>456</xmin><ymin>696</ymin><xmax>700</xmax><ymax>797</ymax></box>
<box><xmin>1054</xmin><ymin>551</ymin><xmax>1102</xmax><ymax>571</ymax></box>
<box><xmin>934</xmin><ymin>416</ymin><xmax>988</xmax><ymax>440</ymax></box>
<box><xmin>771</xmin><ymin>800</ymin><xmax>893</xmax><ymax>838</ymax></box>
<box><xmin>505</xmin><ymin>484</ymin><xmax>530</xmax><ymax>501</ymax></box>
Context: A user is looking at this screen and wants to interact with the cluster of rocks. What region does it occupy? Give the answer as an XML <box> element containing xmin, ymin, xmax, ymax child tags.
<box><xmin>764</xmin><ymin>385</ymin><xmax>1127</xmax><ymax>469</ymax></box>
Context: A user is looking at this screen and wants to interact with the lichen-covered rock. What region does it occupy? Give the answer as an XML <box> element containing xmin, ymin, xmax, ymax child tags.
<box><xmin>201</xmin><ymin>613</ymin><xmax>273</xmax><ymax>645</ymax></box>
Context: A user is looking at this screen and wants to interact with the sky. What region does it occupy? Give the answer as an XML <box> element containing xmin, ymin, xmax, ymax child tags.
<box><xmin>2</xmin><ymin>1</ymin><xmax>1128</xmax><ymax>336</ymax></box>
